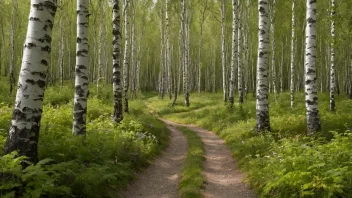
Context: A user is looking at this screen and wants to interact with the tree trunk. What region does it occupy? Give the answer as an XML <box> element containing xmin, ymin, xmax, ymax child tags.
<box><xmin>166</xmin><ymin>0</ymin><xmax>172</xmax><ymax>99</ymax></box>
<box><xmin>238</xmin><ymin>2</ymin><xmax>243</xmax><ymax>104</ymax></box>
<box><xmin>181</xmin><ymin>0</ymin><xmax>189</xmax><ymax>107</ymax></box>
<box><xmin>4</xmin><ymin>0</ymin><xmax>57</xmax><ymax>162</ymax></box>
<box><xmin>112</xmin><ymin>0</ymin><xmax>123</xmax><ymax>122</ymax></box>
<box><xmin>305</xmin><ymin>0</ymin><xmax>321</xmax><ymax>135</ymax></box>
<box><xmin>256</xmin><ymin>0</ymin><xmax>271</xmax><ymax>132</ymax></box>
<box><xmin>123</xmin><ymin>0</ymin><xmax>129</xmax><ymax>112</ymax></box>
<box><xmin>290</xmin><ymin>0</ymin><xmax>295</xmax><ymax>108</ymax></box>
<box><xmin>221</xmin><ymin>0</ymin><xmax>227</xmax><ymax>104</ymax></box>
<box><xmin>229</xmin><ymin>0</ymin><xmax>237</xmax><ymax>106</ymax></box>
<box><xmin>9</xmin><ymin>0</ymin><xmax>16</xmax><ymax>94</ymax></box>
<box><xmin>329</xmin><ymin>0</ymin><xmax>336</xmax><ymax>111</ymax></box>
<box><xmin>59</xmin><ymin>0</ymin><xmax>64</xmax><ymax>88</ymax></box>
<box><xmin>73</xmin><ymin>0</ymin><xmax>89</xmax><ymax>135</ymax></box>
<box><xmin>270</xmin><ymin>0</ymin><xmax>277</xmax><ymax>102</ymax></box>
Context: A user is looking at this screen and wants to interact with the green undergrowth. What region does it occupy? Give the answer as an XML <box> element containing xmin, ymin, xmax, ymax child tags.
<box><xmin>0</xmin><ymin>82</ymin><xmax>169</xmax><ymax>198</ymax></box>
<box><xmin>178</xmin><ymin>127</ymin><xmax>205</xmax><ymax>198</ymax></box>
<box><xmin>148</xmin><ymin>92</ymin><xmax>352</xmax><ymax>198</ymax></box>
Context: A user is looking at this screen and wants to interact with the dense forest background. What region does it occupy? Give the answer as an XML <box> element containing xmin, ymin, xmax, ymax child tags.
<box><xmin>1</xmin><ymin>0</ymin><xmax>351</xmax><ymax>94</ymax></box>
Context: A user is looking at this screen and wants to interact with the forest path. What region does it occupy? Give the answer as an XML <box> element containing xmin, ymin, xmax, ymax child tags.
<box><xmin>119</xmin><ymin>123</ymin><xmax>188</xmax><ymax>198</ymax></box>
<box><xmin>162</xmin><ymin>119</ymin><xmax>257</xmax><ymax>198</ymax></box>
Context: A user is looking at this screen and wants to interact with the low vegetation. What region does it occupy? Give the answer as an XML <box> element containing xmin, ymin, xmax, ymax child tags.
<box><xmin>148</xmin><ymin>92</ymin><xmax>352</xmax><ymax>197</ymax></box>
<box><xmin>178</xmin><ymin>127</ymin><xmax>205</xmax><ymax>198</ymax></box>
<box><xmin>0</xmin><ymin>83</ymin><xmax>169</xmax><ymax>198</ymax></box>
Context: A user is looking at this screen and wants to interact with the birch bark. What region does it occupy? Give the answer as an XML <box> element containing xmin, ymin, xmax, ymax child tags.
<box><xmin>73</xmin><ymin>0</ymin><xmax>89</xmax><ymax>135</ymax></box>
<box><xmin>304</xmin><ymin>0</ymin><xmax>321</xmax><ymax>135</ymax></box>
<box><xmin>112</xmin><ymin>0</ymin><xmax>123</xmax><ymax>122</ymax></box>
<box><xmin>256</xmin><ymin>0</ymin><xmax>271</xmax><ymax>132</ymax></box>
<box><xmin>4</xmin><ymin>0</ymin><xmax>57</xmax><ymax>162</ymax></box>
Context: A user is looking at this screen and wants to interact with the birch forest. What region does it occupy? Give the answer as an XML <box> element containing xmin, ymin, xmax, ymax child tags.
<box><xmin>1</xmin><ymin>0</ymin><xmax>352</xmax><ymax>197</ymax></box>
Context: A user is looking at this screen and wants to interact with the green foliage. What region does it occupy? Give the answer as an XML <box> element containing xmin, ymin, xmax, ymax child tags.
<box><xmin>0</xmin><ymin>153</ymin><xmax>72</xmax><ymax>198</ymax></box>
<box><xmin>0</xmin><ymin>85</ymin><xmax>169</xmax><ymax>198</ymax></box>
<box><xmin>148</xmin><ymin>92</ymin><xmax>352</xmax><ymax>198</ymax></box>
<box><xmin>178</xmin><ymin>127</ymin><xmax>205</xmax><ymax>198</ymax></box>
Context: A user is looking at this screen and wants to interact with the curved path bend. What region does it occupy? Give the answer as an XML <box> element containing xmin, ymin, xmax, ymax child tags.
<box><xmin>120</xmin><ymin>119</ymin><xmax>256</xmax><ymax>198</ymax></box>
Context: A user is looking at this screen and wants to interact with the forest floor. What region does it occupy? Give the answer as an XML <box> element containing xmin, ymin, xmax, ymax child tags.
<box><xmin>121</xmin><ymin>117</ymin><xmax>256</xmax><ymax>198</ymax></box>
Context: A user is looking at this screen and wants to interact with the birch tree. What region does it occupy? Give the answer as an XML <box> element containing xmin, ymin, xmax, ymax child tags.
<box><xmin>269</xmin><ymin>0</ymin><xmax>277</xmax><ymax>102</ymax></box>
<box><xmin>329</xmin><ymin>0</ymin><xmax>336</xmax><ymax>112</ymax></box>
<box><xmin>181</xmin><ymin>0</ymin><xmax>189</xmax><ymax>107</ymax></box>
<box><xmin>238</xmin><ymin>2</ymin><xmax>243</xmax><ymax>104</ymax></box>
<box><xmin>229</xmin><ymin>0</ymin><xmax>236</xmax><ymax>106</ymax></box>
<box><xmin>304</xmin><ymin>0</ymin><xmax>321</xmax><ymax>135</ymax></box>
<box><xmin>59</xmin><ymin>0</ymin><xmax>64</xmax><ymax>88</ymax></box>
<box><xmin>290</xmin><ymin>0</ymin><xmax>295</xmax><ymax>108</ymax></box>
<box><xmin>123</xmin><ymin>0</ymin><xmax>129</xmax><ymax>112</ymax></box>
<box><xmin>256</xmin><ymin>0</ymin><xmax>271</xmax><ymax>132</ymax></box>
<box><xmin>3</xmin><ymin>0</ymin><xmax>57</xmax><ymax>162</ymax></box>
<box><xmin>221</xmin><ymin>0</ymin><xmax>227</xmax><ymax>104</ymax></box>
<box><xmin>9</xmin><ymin>0</ymin><xmax>17</xmax><ymax>94</ymax></box>
<box><xmin>166</xmin><ymin>0</ymin><xmax>171</xmax><ymax>99</ymax></box>
<box><xmin>73</xmin><ymin>0</ymin><xmax>89</xmax><ymax>135</ymax></box>
<box><xmin>112</xmin><ymin>0</ymin><xmax>123</xmax><ymax>122</ymax></box>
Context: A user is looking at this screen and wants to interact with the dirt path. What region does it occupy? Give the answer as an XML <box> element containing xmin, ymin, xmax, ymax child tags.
<box><xmin>120</xmin><ymin>119</ymin><xmax>256</xmax><ymax>198</ymax></box>
<box><xmin>119</xmin><ymin>124</ymin><xmax>188</xmax><ymax>198</ymax></box>
<box><xmin>164</xmin><ymin>120</ymin><xmax>257</xmax><ymax>198</ymax></box>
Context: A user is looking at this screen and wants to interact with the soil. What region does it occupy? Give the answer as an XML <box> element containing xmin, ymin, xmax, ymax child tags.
<box><xmin>119</xmin><ymin>123</ymin><xmax>188</xmax><ymax>198</ymax></box>
<box><xmin>120</xmin><ymin>119</ymin><xmax>257</xmax><ymax>198</ymax></box>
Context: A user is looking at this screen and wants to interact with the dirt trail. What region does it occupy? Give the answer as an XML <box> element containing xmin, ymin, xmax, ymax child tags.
<box><xmin>163</xmin><ymin>119</ymin><xmax>257</xmax><ymax>198</ymax></box>
<box><xmin>119</xmin><ymin>124</ymin><xmax>188</xmax><ymax>198</ymax></box>
<box><xmin>120</xmin><ymin>119</ymin><xmax>256</xmax><ymax>198</ymax></box>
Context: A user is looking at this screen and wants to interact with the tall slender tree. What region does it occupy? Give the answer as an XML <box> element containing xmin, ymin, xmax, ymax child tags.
<box><xmin>229</xmin><ymin>0</ymin><xmax>236</xmax><ymax>106</ymax></box>
<box><xmin>290</xmin><ymin>0</ymin><xmax>295</xmax><ymax>108</ymax></box>
<box><xmin>256</xmin><ymin>0</ymin><xmax>271</xmax><ymax>132</ymax></box>
<box><xmin>269</xmin><ymin>0</ymin><xmax>277</xmax><ymax>102</ymax></box>
<box><xmin>329</xmin><ymin>0</ymin><xmax>336</xmax><ymax>111</ymax></box>
<box><xmin>181</xmin><ymin>0</ymin><xmax>189</xmax><ymax>107</ymax></box>
<box><xmin>123</xmin><ymin>0</ymin><xmax>130</xmax><ymax>112</ymax></box>
<box><xmin>221</xmin><ymin>0</ymin><xmax>227</xmax><ymax>104</ymax></box>
<box><xmin>238</xmin><ymin>2</ymin><xmax>243</xmax><ymax>104</ymax></box>
<box><xmin>112</xmin><ymin>0</ymin><xmax>123</xmax><ymax>122</ymax></box>
<box><xmin>73</xmin><ymin>0</ymin><xmax>89</xmax><ymax>135</ymax></box>
<box><xmin>9</xmin><ymin>0</ymin><xmax>17</xmax><ymax>94</ymax></box>
<box><xmin>304</xmin><ymin>0</ymin><xmax>321</xmax><ymax>135</ymax></box>
<box><xmin>3</xmin><ymin>0</ymin><xmax>57</xmax><ymax>162</ymax></box>
<box><xmin>59</xmin><ymin>0</ymin><xmax>64</xmax><ymax>88</ymax></box>
<box><xmin>166</xmin><ymin>0</ymin><xmax>171</xmax><ymax>99</ymax></box>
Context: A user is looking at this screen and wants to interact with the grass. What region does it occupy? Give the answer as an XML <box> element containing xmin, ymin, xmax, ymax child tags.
<box><xmin>178</xmin><ymin>127</ymin><xmax>205</xmax><ymax>198</ymax></box>
<box><xmin>0</xmin><ymin>81</ymin><xmax>169</xmax><ymax>198</ymax></box>
<box><xmin>147</xmin><ymin>92</ymin><xmax>352</xmax><ymax>197</ymax></box>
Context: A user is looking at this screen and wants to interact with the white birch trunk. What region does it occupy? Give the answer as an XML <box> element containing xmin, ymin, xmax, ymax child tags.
<box><xmin>329</xmin><ymin>0</ymin><xmax>336</xmax><ymax>111</ymax></box>
<box><xmin>166</xmin><ymin>0</ymin><xmax>171</xmax><ymax>99</ymax></box>
<box><xmin>59</xmin><ymin>0</ymin><xmax>64</xmax><ymax>88</ymax></box>
<box><xmin>238</xmin><ymin>2</ymin><xmax>243</xmax><ymax>104</ymax></box>
<box><xmin>290</xmin><ymin>0</ymin><xmax>295</xmax><ymax>108</ymax></box>
<box><xmin>4</xmin><ymin>0</ymin><xmax>57</xmax><ymax>162</ymax></box>
<box><xmin>256</xmin><ymin>0</ymin><xmax>271</xmax><ymax>132</ymax></box>
<box><xmin>221</xmin><ymin>0</ymin><xmax>227</xmax><ymax>103</ymax></box>
<box><xmin>123</xmin><ymin>0</ymin><xmax>129</xmax><ymax>112</ymax></box>
<box><xmin>229</xmin><ymin>0</ymin><xmax>237</xmax><ymax>106</ymax></box>
<box><xmin>304</xmin><ymin>0</ymin><xmax>321</xmax><ymax>135</ymax></box>
<box><xmin>181</xmin><ymin>0</ymin><xmax>189</xmax><ymax>106</ymax></box>
<box><xmin>73</xmin><ymin>0</ymin><xmax>89</xmax><ymax>135</ymax></box>
<box><xmin>9</xmin><ymin>0</ymin><xmax>16</xmax><ymax>93</ymax></box>
<box><xmin>112</xmin><ymin>0</ymin><xmax>123</xmax><ymax>122</ymax></box>
<box><xmin>270</xmin><ymin>0</ymin><xmax>277</xmax><ymax>102</ymax></box>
